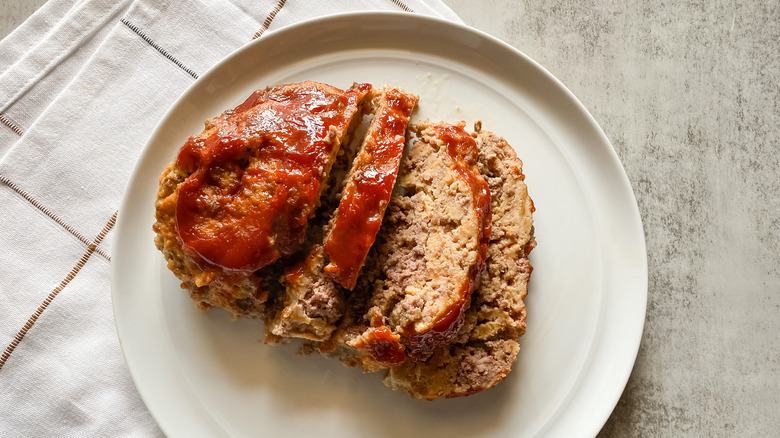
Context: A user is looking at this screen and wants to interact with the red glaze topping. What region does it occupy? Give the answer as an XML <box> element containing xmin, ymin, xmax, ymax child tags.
<box><xmin>324</xmin><ymin>89</ymin><xmax>418</xmax><ymax>290</ymax></box>
<box><xmin>283</xmin><ymin>258</ymin><xmax>308</xmax><ymax>286</ymax></box>
<box><xmin>354</xmin><ymin>325</ymin><xmax>407</xmax><ymax>365</ymax></box>
<box><xmin>175</xmin><ymin>82</ymin><xmax>371</xmax><ymax>271</ymax></box>
<box><xmin>404</xmin><ymin>123</ymin><xmax>492</xmax><ymax>361</ymax></box>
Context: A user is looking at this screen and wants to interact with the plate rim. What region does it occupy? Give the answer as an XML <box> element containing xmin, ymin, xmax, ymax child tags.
<box><xmin>111</xmin><ymin>10</ymin><xmax>647</xmax><ymax>438</ymax></box>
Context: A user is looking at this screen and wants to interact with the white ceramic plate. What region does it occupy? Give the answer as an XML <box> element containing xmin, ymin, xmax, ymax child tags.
<box><xmin>112</xmin><ymin>12</ymin><xmax>647</xmax><ymax>438</ymax></box>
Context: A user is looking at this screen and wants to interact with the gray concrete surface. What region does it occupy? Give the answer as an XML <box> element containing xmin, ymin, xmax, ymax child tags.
<box><xmin>3</xmin><ymin>0</ymin><xmax>779</xmax><ymax>436</ymax></box>
<box><xmin>0</xmin><ymin>0</ymin><xmax>47</xmax><ymax>40</ymax></box>
<box><xmin>443</xmin><ymin>0</ymin><xmax>780</xmax><ymax>436</ymax></box>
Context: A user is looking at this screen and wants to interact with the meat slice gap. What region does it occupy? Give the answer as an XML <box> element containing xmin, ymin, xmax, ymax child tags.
<box><xmin>264</xmin><ymin>87</ymin><xmax>418</xmax><ymax>342</ymax></box>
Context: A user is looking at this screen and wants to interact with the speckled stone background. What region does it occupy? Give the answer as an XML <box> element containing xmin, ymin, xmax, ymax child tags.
<box><xmin>443</xmin><ymin>0</ymin><xmax>780</xmax><ymax>436</ymax></box>
<box><xmin>2</xmin><ymin>0</ymin><xmax>778</xmax><ymax>436</ymax></box>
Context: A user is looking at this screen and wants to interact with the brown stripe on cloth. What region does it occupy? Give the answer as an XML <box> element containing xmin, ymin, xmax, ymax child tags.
<box><xmin>389</xmin><ymin>0</ymin><xmax>414</xmax><ymax>12</ymax></box>
<box><xmin>120</xmin><ymin>19</ymin><xmax>199</xmax><ymax>80</ymax></box>
<box><xmin>0</xmin><ymin>113</ymin><xmax>24</xmax><ymax>137</ymax></box>
<box><xmin>251</xmin><ymin>0</ymin><xmax>414</xmax><ymax>41</ymax></box>
<box><xmin>252</xmin><ymin>0</ymin><xmax>287</xmax><ymax>39</ymax></box>
<box><xmin>0</xmin><ymin>212</ymin><xmax>117</xmax><ymax>372</ymax></box>
<box><xmin>0</xmin><ymin>173</ymin><xmax>111</xmax><ymax>261</ymax></box>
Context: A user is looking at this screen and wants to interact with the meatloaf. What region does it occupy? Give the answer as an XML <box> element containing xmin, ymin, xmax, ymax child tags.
<box><xmin>264</xmin><ymin>87</ymin><xmax>419</xmax><ymax>341</ymax></box>
<box><xmin>154</xmin><ymin>81</ymin><xmax>537</xmax><ymax>401</ymax></box>
<box><xmin>153</xmin><ymin>81</ymin><xmax>371</xmax><ymax>318</ymax></box>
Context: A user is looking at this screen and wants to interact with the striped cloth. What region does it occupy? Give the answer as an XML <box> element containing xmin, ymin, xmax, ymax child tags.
<box><xmin>0</xmin><ymin>0</ymin><xmax>459</xmax><ymax>435</ymax></box>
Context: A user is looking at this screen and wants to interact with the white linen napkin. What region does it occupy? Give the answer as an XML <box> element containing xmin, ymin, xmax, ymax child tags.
<box><xmin>0</xmin><ymin>0</ymin><xmax>459</xmax><ymax>435</ymax></box>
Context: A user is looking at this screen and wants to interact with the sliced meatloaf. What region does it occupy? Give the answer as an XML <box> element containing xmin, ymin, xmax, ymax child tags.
<box><xmin>264</xmin><ymin>87</ymin><xmax>418</xmax><ymax>341</ymax></box>
<box><xmin>322</xmin><ymin>120</ymin><xmax>492</xmax><ymax>370</ymax></box>
<box><xmin>324</xmin><ymin>87</ymin><xmax>420</xmax><ymax>290</ymax></box>
<box><xmin>153</xmin><ymin>81</ymin><xmax>371</xmax><ymax>318</ymax></box>
<box><xmin>383</xmin><ymin>125</ymin><xmax>536</xmax><ymax>399</ymax></box>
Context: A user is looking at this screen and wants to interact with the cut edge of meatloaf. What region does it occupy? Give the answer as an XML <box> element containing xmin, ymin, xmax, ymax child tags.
<box><xmin>383</xmin><ymin>123</ymin><xmax>536</xmax><ymax>399</ymax></box>
<box><xmin>264</xmin><ymin>87</ymin><xmax>418</xmax><ymax>342</ymax></box>
<box><xmin>320</xmin><ymin>120</ymin><xmax>491</xmax><ymax>369</ymax></box>
<box><xmin>264</xmin><ymin>245</ymin><xmax>343</xmax><ymax>342</ymax></box>
<box><xmin>461</xmin><ymin>125</ymin><xmax>536</xmax><ymax>342</ymax></box>
<box><xmin>383</xmin><ymin>340</ymin><xmax>520</xmax><ymax>400</ymax></box>
<box><xmin>152</xmin><ymin>81</ymin><xmax>371</xmax><ymax>319</ymax></box>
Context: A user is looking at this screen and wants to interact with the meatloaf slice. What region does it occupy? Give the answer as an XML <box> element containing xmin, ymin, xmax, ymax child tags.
<box><xmin>153</xmin><ymin>81</ymin><xmax>371</xmax><ymax>318</ymax></box>
<box><xmin>264</xmin><ymin>87</ymin><xmax>418</xmax><ymax>341</ymax></box>
<box><xmin>323</xmin><ymin>120</ymin><xmax>491</xmax><ymax>369</ymax></box>
<box><xmin>464</xmin><ymin>127</ymin><xmax>536</xmax><ymax>341</ymax></box>
<box><xmin>324</xmin><ymin>87</ymin><xmax>419</xmax><ymax>290</ymax></box>
<box><xmin>383</xmin><ymin>125</ymin><xmax>536</xmax><ymax>399</ymax></box>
